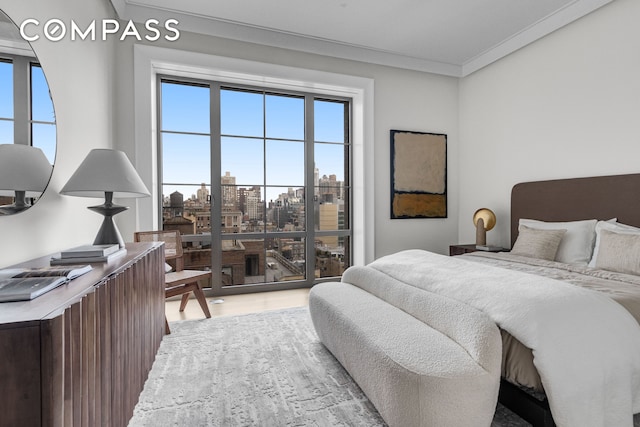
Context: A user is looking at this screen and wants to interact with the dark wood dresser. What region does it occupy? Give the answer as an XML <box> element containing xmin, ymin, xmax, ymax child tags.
<box><xmin>0</xmin><ymin>242</ymin><xmax>165</xmax><ymax>427</ymax></box>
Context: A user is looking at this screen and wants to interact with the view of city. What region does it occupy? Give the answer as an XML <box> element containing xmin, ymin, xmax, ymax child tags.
<box><xmin>161</xmin><ymin>167</ymin><xmax>347</xmax><ymax>287</ymax></box>
<box><xmin>159</xmin><ymin>81</ymin><xmax>351</xmax><ymax>289</ymax></box>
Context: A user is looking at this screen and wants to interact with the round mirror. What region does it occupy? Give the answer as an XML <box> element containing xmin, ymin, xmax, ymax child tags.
<box><xmin>0</xmin><ymin>9</ymin><xmax>56</xmax><ymax>215</ymax></box>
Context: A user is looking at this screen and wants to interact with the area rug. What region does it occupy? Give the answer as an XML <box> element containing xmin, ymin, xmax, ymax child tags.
<box><xmin>129</xmin><ymin>307</ymin><xmax>530</xmax><ymax>426</ymax></box>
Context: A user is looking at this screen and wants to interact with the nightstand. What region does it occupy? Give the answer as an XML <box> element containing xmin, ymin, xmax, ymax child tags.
<box><xmin>449</xmin><ymin>244</ymin><xmax>506</xmax><ymax>256</ymax></box>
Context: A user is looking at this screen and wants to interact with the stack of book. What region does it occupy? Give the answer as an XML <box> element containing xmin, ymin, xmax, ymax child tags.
<box><xmin>50</xmin><ymin>244</ymin><xmax>127</xmax><ymax>266</ymax></box>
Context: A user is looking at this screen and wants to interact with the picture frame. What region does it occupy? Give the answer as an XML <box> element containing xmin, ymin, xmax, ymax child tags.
<box><xmin>390</xmin><ymin>129</ymin><xmax>447</xmax><ymax>219</ymax></box>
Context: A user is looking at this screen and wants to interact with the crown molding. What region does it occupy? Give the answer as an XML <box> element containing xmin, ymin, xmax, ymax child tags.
<box><xmin>112</xmin><ymin>0</ymin><xmax>612</xmax><ymax>78</ymax></box>
<box><xmin>462</xmin><ymin>0</ymin><xmax>613</xmax><ymax>76</ymax></box>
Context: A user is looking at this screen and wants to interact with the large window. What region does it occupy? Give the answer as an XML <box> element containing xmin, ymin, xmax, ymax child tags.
<box><xmin>0</xmin><ymin>57</ymin><xmax>55</xmax><ymax>162</ymax></box>
<box><xmin>158</xmin><ymin>78</ymin><xmax>351</xmax><ymax>293</ymax></box>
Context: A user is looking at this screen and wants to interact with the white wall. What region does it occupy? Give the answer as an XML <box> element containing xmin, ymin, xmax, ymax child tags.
<box><xmin>458</xmin><ymin>0</ymin><xmax>640</xmax><ymax>248</ymax></box>
<box><xmin>373</xmin><ymin>69</ymin><xmax>459</xmax><ymax>256</ymax></box>
<box><xmin>0</xmin><ymin>0</ymin><xmax>118</xmax><ymax>268</ymax></box>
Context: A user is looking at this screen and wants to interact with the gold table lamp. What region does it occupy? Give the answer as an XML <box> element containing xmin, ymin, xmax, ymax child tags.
<box><xmin>473</xmin><ymin>208</ymin><xmax>496</xmax><ymax>246</ymax></box>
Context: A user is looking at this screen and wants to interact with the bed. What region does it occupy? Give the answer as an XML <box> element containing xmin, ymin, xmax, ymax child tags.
<box><xmin>476</xmin><ymin>173</ymin><xmax>640</xmax><ymax>426</ymax></box>
<box><xmin>309</xmin><ymin>173</ymin><xmax>640</xmax><ymax>427</ymax></box>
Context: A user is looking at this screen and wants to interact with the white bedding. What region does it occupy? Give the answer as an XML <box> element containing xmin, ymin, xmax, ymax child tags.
<box><xmin>344</xmin><ymin>249</ymin><xmax>640</xmax><ymax>427</ymax></box>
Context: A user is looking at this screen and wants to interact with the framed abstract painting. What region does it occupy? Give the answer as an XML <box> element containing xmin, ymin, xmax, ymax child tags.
<box><xmin>390</xmin><ymin>130</ymin><xmax>447</xmax><ymax>219</ymax></box>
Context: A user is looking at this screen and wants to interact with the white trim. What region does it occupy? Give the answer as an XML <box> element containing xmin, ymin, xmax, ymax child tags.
<box><xmin>120</xmin><ymin>0</ymin><xmax>610</xmax><ymax>78</ymax></box>
<box><xmin>133</xmin><ymin>44</ymin><xmax>375</xmax><ymax>265</ymax></box>
<box><xmin>125</xmin><ymin>4</ymin><xmax>461</xmax><ymax>77</ymax></box>
<box><xmin>462</xmin><ymin>0</ymin><xmax>613</xmax><ymax>76</ymax></box>
<box><xmin>0</xmin><ymin>39</ymin><xmax>36</xmax><ymax>58</ymax></box>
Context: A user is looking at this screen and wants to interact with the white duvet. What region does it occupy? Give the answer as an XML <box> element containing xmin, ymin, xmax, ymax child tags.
<box><xmin>348</xmin><ymin>249</ymin><xmax>640</xmax><ymax>427</ymax></box>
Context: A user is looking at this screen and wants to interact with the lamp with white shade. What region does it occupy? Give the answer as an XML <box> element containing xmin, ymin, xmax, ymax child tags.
<box><xmin>0</xmin><ymin>144</ymin><xmax>53</xmax><ymax>214</ymax></box>
<box><xmin>60</xmin><ymin>149</ymin><xmax>150</xmax><ymax>248</ymax></box>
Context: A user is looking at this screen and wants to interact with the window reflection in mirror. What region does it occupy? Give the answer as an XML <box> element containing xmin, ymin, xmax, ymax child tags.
<box><xmin>0</xmin><ymin>9</ymin><xmax>56</xmax><ymax>214</ymax></box>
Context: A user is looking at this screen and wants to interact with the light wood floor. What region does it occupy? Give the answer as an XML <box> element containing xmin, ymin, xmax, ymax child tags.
<box><xmin>165</xmin><ymin>288</ymin><xmax>311</xmax><ymax>322</ymax></box>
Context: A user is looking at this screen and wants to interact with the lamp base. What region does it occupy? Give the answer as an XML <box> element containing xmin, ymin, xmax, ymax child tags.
<box><xmin>0</xmin><ymin>191</ymin><xmax>31</xmax><ymax>215</ymax></box>
<box><xmin>88</xmin><ymin>192</ymin><xmax>128</xmax><ymax>248</ymax></box>
<box><xmin>0</xmin><ymin>204</ymin><xmax>30</xmax><ymax>215</ymax></box>
<box><xmin>475</xmin><ymin>218</ymin><xmax>487</xmax><ymax>246</ymax></box>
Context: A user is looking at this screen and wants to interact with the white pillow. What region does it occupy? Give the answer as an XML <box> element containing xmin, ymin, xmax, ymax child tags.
<box><xmin>589</xmin><ymin>220</ymin><xmax>640</xmax><ymax>267</ymax></box>
<box><xmin>519</xmin><ymin>218</ymin><xmax>597</xmax><ymax>264</ymax></box>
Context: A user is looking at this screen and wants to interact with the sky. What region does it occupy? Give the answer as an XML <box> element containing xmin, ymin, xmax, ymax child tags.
<box><xmin>160</xmin><ymin>81</ymin><xmax>348</xmax><ymax>203</ymax></box>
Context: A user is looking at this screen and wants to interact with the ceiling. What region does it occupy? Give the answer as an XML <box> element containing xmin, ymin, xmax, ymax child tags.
<box><xmin>111</xmin><ymin>0</ymin><xmax>612</xmax><ymax>77</ymax></box>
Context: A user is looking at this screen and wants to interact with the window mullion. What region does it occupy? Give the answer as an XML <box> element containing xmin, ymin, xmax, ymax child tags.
<box><xmin>13</xmin><ymin>57</ymin><xmax>29</xmax><ymax>145</ymax></box>
<box><xmin>304</xmin><ymin>95</ymin><xmax>315</xmax><ymax>284</ymax></box>
<box><xmin>262</xmin><ymin>91</ymin><xmax>268</xmax><ymax>234</ymax></box>
<box><xmin>211</xmin><ymin>82</ymin><xmax>223</xmax><ymax>293</ymax></box>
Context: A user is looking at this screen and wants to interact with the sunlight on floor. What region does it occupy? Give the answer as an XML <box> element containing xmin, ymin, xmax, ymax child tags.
<box><xmin>165</xmin><ymin>288</ymin><xmax>311</xmax><ymax>323</ymax></box>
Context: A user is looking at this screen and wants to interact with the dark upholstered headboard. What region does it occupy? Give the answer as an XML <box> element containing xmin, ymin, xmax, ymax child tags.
<box><xmin>510</xmin><ymin>173</ymin><xmax>640</xmax><ymax>246</ymax></box>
